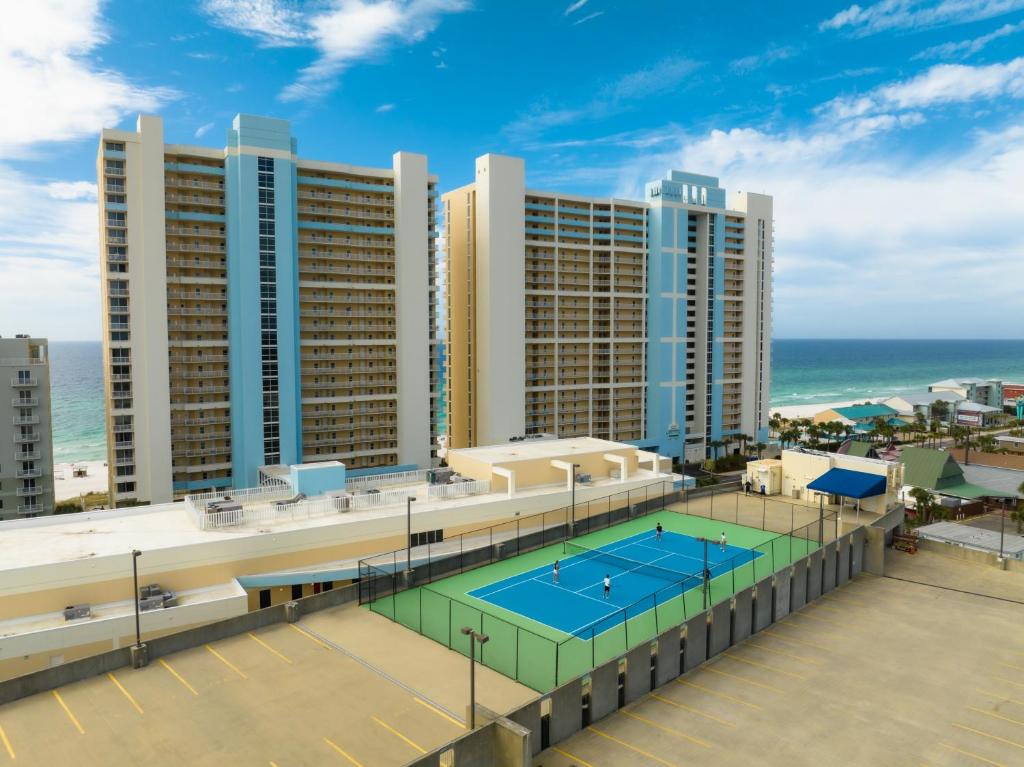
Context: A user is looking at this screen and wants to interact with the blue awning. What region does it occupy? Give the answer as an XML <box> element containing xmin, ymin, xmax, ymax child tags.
<box><xmin>807</xmin><ymin>467</ymin><xmax>887</xmax><ymax>499</ymax></box>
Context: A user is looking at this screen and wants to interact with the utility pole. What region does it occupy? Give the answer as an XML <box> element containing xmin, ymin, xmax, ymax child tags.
<box><xmin>130</xmin><ymin>549</ymin><xmax>147</xmax><ymax>668</ymax></box>
<box><xmin>696</xmin><ymin>537</ymin><xmax>710</xmax><ymax>609</ymax></box>
<box><xmin>460</xmin><ymin>627</ymin><xmax>489</xmax><ymax>728</ymax></box>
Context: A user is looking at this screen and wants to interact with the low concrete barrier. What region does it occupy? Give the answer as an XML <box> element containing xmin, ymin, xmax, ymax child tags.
<box><xmin>588</xmin><ymin>661</ymin><xmax>618</xmax><ymax>722</ymax></box>
<box><xmin>807</xmin><ymin>549</ymin><xmax>823</xmax><ymax>601</ymax></box>
<box><xmin>822</xmin><ymin>541</ymin><xmax>837</xmax><ymax>593</ymax></box>
<box><xmin>624</xmin><ymin>644</ymin><xmax>651</xmax><ymax>703</ymax></box>
<box><xmin>732</xmin><ymin>588</ymin><xmax>753</xmax><ymax>644</ymax></box>
<box><xmin>753</xmin><ymin>577</ymin><xmax>773</xmax><ymax>631</ymax></box>
<box><xmin>683</xmin><ymin>613</ymin><xmax>708</xmax><ymax>671</ymax></box>
<box><xmin>656</xmin><ymin>629</ymin><xmax>681</xmax><ymax>687</ymax></box>
<box><xmin>791</xmin><ymin>558</ymin><xmax>808</xmax><ymax>610</ymax></box>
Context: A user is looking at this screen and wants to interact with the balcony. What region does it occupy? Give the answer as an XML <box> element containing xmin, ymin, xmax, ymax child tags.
<box><xmin>112</xmin><ymin>423</ymin><xmax>133</xmax><ymax>433</ymax></box>
<box><xmin>13</xmin><ymin>432</ymin><xmax>39</xmax><ymax>443</ymax></box>
<box><xmin>16</xmin><ymin>468</ymin><xmax>42</xmax><ymax>479</ymax></box>
<box><xmin>12</xmin><ymin>415</ymin><xmax>39</xmax><ymax>426</ymax></box>
<box><xmin>12</xmin><ymin>397</ymin><xmax>38</xmax><ymax>407</ymax></box>
<box><xmin>10</xmin><ymin>377</ymin><xmax>38</xmax><ymax>387</ymax></box>
<box><xmin>17</xmin><ymin>505</ymin><xmax>46</xmax><ymax>516</ymax></box>
<box><xmin>170</xmin><ymin>385</ymin><xmax>230</xmax><ymax>396</ymax></box>
<box><xmin>16</xmin><ymin>487</ymin><xmax>42</xmax><ymax>497</ymax></box>
<box><xmin>15</xmin><ymin>450</ymin><xmax>40</xmax><ymax>461</ymax></box>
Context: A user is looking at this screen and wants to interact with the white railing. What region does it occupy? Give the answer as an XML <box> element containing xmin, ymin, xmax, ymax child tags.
<box><xmin>344</xmin><ymin>469</ymin><xmax>429</xmax><ymax>490</ymax></box>
<box><xmin>186</xmin><ymin>483</ymin><xmax>294</xmax><ymax>510</ymax></box>
<box><xmin>427</xmin><ymin>479</ymin><xmax>491</xmax><ymax>501</ymax></box>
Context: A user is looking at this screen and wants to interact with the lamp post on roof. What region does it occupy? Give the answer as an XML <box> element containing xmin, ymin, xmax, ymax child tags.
<box><xmin>460</xmin><ymin>627</ymin><xmax>489</xmax><ymax>729</ymax></box>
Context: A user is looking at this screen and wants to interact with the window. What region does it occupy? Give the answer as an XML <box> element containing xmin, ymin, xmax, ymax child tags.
<box><xmin>410</xmin><ymin>529</ymin><xmax>443</xmax><ymax>547</ymax></box>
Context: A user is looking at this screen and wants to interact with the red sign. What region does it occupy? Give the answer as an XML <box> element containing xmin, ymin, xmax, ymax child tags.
<box><xmin>1004</xmin><ymin>383</ymin><xmax>1024</xmax><ymax>399</ymax></box>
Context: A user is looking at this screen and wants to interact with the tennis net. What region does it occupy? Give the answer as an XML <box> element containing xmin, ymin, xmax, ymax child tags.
<box><xmin>563</xmin><ymin>541</ymin><xmax>702</xmax><ymax>585</ymax></box>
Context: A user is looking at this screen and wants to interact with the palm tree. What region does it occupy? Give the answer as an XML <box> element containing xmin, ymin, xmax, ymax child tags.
<box><xmin>721</xmin><ymin>434</ymin><xmax>734</xmax><ymax>456</ymax></box>
<box><xmin>709</xmin><ymin>439</ymin><xmax>725</xmax><ymax>460</ymax></box>
<box><xmin>806</xmin><ymin>424</ymin><xmax>822</xmax><ymax>449</ymax></box>
<box><xmin>754</xmin><ymin>441</ymin><xmax>767</xmax><ymax>459</ymax></box>
<box><xmin>1014</xmin><ymin>481</ymin><xmax>1024</xmax><ymax>534</ymax></box>
<box><xmin>736</xmin><ymin>433</ymin><xmax>752</xmax><ymax>455</ymax></box>
<box><xmin>908</xmin><ymin>487</ymin><xmax>937</xmax><ymax>525</ymax></box>
<box><xmin>780</xmin><ymin>427</ymin><xmax>801</xmax><ymax>449</ymax></box>
<box><xmin>769</xmin><ymin>413</ymin><xmax>784</xmax><ymax>439</ymax></box>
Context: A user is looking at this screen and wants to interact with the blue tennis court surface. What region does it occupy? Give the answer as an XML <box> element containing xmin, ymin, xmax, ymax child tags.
<box><xmin>468</xmin><ymin>529</ymin><xmax>763</xmax><ymax>637</ymax></box>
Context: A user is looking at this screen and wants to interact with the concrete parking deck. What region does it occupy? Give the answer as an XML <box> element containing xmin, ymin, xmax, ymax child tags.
<box><xmin>537</xmin><ymin>550</ymin><xmax>1024</xmax><ymax>767</ymax></box>
<box><xmin>0</xmin><ymin>605</ymin><xmax>535</xmax><ymax>766</ymax></box>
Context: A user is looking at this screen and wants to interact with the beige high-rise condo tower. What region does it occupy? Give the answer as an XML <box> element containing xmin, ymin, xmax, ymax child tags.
<box><xmin>442</xmin><ymin>157</ymin><xmax>773</xmax><ymax>464</ymax></box>
<box><xmin>0</xmin><ymin>336</ymin><xmax>55</xmax><ymax>519</ymax></box>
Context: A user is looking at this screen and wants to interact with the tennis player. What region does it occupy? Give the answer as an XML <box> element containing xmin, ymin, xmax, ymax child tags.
<box><xmin>655</xmin><ymin>522</ymin><xmax>663</xmax><ymax>541</ymax></box>
<box><xmin>552</xmin><ymin>560</ymin><xmax>560</xmax><ymax>584</ymax></box>
<box><xmin>720</xmin><ymin>531</ymin><xmax>727</xmax><ymax>552</ymax></box>
<box><xmin>603</xmin><ymin>574</ymin><xmax>611</xmax><ymax>599</ymax></box>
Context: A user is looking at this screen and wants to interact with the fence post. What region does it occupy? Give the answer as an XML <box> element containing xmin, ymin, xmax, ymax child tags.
<box><xmin>735</xmin><ymin>493</ymin><xmax>739</xmax><ymax>525</ymax></box>
<box><xmin>516</xmin><ymin>519</ymin><xmax>520</xmax><ymax>556</ymax></box>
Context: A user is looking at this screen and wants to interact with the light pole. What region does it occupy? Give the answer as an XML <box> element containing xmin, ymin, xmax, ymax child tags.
<box><xmin>406</xmin><ymin>496</ymin><xmax>417</xmax><ymax>572</ymax></box>
<box><xmin>570</xmin><ymin>463</ymin><xmax>580</xmax><ymax>527</ymax></box>
<box><xmin>131</xmin><ymin>549</ymin><xmax>142</xmax><ymax>649</ymax></box>
<box><xmin>460</xmin><ymin>627</ymin><xmax>489</xmax><ymax>729</ymax></box>
<box><xmin>1000</xmin><ymin>498</ymin><xmax>1007</xmax><ymax>561</ymax></box>
<box><xmin>696</xmin><ymin>537</ymin><xmax>710</xmax><ymax>609</ymax></box>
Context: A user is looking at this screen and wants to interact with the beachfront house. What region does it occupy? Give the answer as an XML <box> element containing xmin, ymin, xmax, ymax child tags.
<box><xmin>898</xmin><ymin>446</ymin><xmax>1005</xmax><ymax>506</ymax></box>
<box><xmin>952</xmin><ymin>401</ymin><xmax>1006</xmax><ymax>428</ymax></box>
<box><xmin>928</xmin><ymin>378</ymin><xmax>1004</xmax><ymax>409</ymax></box>
<box><xmin>812</xmin><ymin>403</ymin><xmax>899</xmax><ymax>428</ymax></box>
<box><xmin>884</xmin><ymin>391</ymin><xmax>964</xmax><ymax>422</ymax></box>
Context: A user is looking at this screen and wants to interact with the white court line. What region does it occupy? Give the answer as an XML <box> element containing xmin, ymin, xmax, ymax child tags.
<box><xmin>470</xmin><ymin>531</ymin><xmax>661</xmax><ymax>599</ymax></box>
<box><xmin>534</xmin><ymin>579</ymin><xmax>612</xmax><ymax>607</ymax></box>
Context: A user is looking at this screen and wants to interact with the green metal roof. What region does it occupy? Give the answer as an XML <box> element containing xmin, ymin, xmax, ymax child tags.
<box><xmin>845</xmin><ymin>440</ymin><xmax>875</xmax><ymax>458</ymax></box>
<box><xmin>833</xmin><ymin>404</ymin><xmax>899</xmax><ymax>420</ymax></box>
<box><xmin>899</xmin><ymin>447</ymin><xmax>1006</xmax><ymax>498</ymax></box>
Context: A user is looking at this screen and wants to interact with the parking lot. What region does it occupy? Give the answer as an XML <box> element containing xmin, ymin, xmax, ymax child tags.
<box><xmin>0</xmin><ymin>619</ymin><xmax>476</xmax><ymax>766</ymax></box>
<box><xmin>537</xmin><ymin>549</ymin><xmax>1024</xmax><ymax>767</ymax></box>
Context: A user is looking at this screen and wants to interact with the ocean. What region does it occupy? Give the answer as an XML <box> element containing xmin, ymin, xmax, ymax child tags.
<box><xmin>47</xmin><ymin>339</ymin><xmax>1024</xmax><ymax>463</ymax></box>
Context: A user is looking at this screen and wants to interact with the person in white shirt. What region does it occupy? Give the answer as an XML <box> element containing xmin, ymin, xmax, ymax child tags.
<box><xmin>603</xmin><ymin>574</ymin><xmax>611</xmax><ymax>599</ymax></box>
<box><xmin>552</xmin><ymin>560</ymin><xmax>560</xmax><ymax>584</ymax></box>
<box><xmin>720</xmin><ymin>531</ymin><xmax>727</xmax><ymax>552</ymax></box>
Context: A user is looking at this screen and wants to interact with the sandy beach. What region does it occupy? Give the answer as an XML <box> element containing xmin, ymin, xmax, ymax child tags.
<box><xmin>53</xmin><ymin>460</ymin><xmax>109</xmax><ymax>501</ymax></box>
<box><xmin>770</xmin><ymin>398</ymin><xmax>886</xmax><ymax>421</ymax></box>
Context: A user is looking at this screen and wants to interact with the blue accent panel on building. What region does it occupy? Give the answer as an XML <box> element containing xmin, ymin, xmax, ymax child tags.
<box><xmin>525</xmin><ymin>202</ymin><xmax>555</xmax><ymax>211</ymax></box>
<box><xmin>105</xmin><ymin>202</ymin><xmax>127</xmax><ymax>212</ymax></box>
<box><xmin>290</xmin><ymin>462</ymin><xmax>346</xmax><ymax>496</ymax></box>
<box><xmin>709</xmin><ymin>212</ymin><xmax>726</xmax><ymax>445</ymax></box>
<box><xmin>524</xmin><ymin>227</ymin><xmax>555</xmax><ymax>236</ymax></box>
<box><xmin>614</xmin><ymin>210</ymin><xmax>644</xmax><ymax>220</ymax></box>
<box><xmin>173</xmin><ymin>477</ymin><xmax>232</xmax><ymax>492</ymax></box>
<box><xmin>345</xmin><ymin>463</ymin><xmax>419</xmax><ymax>478</ymax></box>
<box><xmin>165</xmin><ymin>162</ymin><xmax>225</xmax><ymax>176</ymax></box>
<box><xmin>296</xmin><ymin>175</ymin><xmax>393</xmax><ymax>193</ymax></box>
<box><xmin>225</xmin><ymin>150</ymin><xmax>266</xmax><ymax>487</ymax></box>
<box><xmin>275</xmin><ymin>155</ymin><xmax>303</xmax><ymax>469</ymax></box>
<box><xmin>296</xmin><ymin>221</ymin><xmax>395</xmax><ymax>235</ymax></box>
<box><xmin>165</xmin><ymin>211</ymin><xmax>226</xmax><ymax>223</ymax></box>
<box><xmin>232</xmin><ymin>114</ymin><xmax>294</xmax><ymax>151</ymax></box>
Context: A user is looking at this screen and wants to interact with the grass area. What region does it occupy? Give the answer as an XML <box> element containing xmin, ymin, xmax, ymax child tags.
<box><xmin>369</xmin><ymin>509</ymin><xmax>820</xmax><ymax>692</ymax></box>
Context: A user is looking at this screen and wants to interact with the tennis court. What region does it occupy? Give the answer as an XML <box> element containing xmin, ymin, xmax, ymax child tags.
<box><xmin>367</xmin><ymin>508</ymin><xmax>824</xmax><ymax>692</ymax></box>
<box><xmin>469</xmin><ymin>530</ymin><xmax>762</xmax><ymax>636</ymax></box>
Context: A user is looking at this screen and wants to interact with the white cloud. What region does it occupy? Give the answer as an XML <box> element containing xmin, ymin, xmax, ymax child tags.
<box><xmin>821</xmin><ymin>0</ymin><xmax>1024</xmax><ymax>35</ymax></box>
<box><xmin>200</xmin><ymin>0</ymin><xmax>307</xmax><ymax>45</ymax></box>
<box><xmin>45</xmin><ymin>181</ymin><xmax>98</xmax><ymax>201</ymax></box>
<box><xmin>375</xmin><ymin>103</ymin><xmax>396</xmax><ymax>112</ymax></box>
<box><xmin>572</xmin><ymin>11</ymin><xmax>604</xmax><ymax>25</ymax></box>
<box><xmin>0</xmin><ymin>167</ymin><xmax>100</xmax><ymax>340</ymax></box>
<box><xmin>913</xmin><ymin>20</ymin><xmax>1024</xmax><ymax>59</ymax></box>
<box><xmin>505</xmin><ymin>58</ymin><xmax>702</xmax><ymax>141</ymax></box>
<box><xmin>194</xmin><ymin>121</ymin><xmax>216</xmax><ymax>138</ymax></box>
<box><xmin>203</xmin><ymin>0</ymin><xmax>470</xmax><ymax>101</ymax></box>
<box><xmin>823</xmin><ymin>57</ymin><xmax>1024</xmax><ymax>119</ymax></box>
<box><xmin>0</xmin><ymin>0</ymin><xmax>177</xmax><ymax>158</ymax></box>
<box><xmin>564</xmin><ymin>0</ymin><xmax>589</xmax><ymax>15</ymax></box>
<box><xmin>730</xmin><ymin>45</ymin><xmax>799</xmax><ymax>74</ymax></box>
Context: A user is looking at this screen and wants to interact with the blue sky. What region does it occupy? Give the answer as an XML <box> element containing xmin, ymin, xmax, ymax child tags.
<box><xmin>2</xmin><ymin>0</ymin><xmax>1023</xmax><ymax>340</ymax></box>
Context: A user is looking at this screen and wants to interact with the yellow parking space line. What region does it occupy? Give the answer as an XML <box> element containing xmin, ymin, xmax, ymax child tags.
<box><xmin>248</xmin><ymin>632</ymin><xmax>293</xmax><ymax>664</ymax></box>
<box><xmin>1002</xmin><ymin>663</ymin><xmax>1024</xmax><ymax>674</ymax></box>
<box><xmin>742</xmin><ymin>642</ymin><xmax>821</xmax><ymax>665</ymax></box>
<box><xmin>159</xmin><ymin>658</ymin><xmax>199</xmax><ymax>696</ymax></box>
<box><xmin>589</xmin><ymin>725</ymin><xmax>680</xmax><ymax>767</ymax></box>
<box><xmin>941</xmin><ymin>741</ymin><xmax>1008</xmax><ymax>766</ymax></box>
<box><xmin>414</xmin><ymin>697</ymin><xmax>464</xmax><ymax>728</ymax></box>
<box><xmin>953</xmin><ymin>723</ymin><xmax>1024</xmax><ymax>750</ymax></box>
<box><xmin>620</xmin><ymin>710</ymin><xmax>712</xmax><ymax>748</ymax></box>
<box><xmin>108</xmin><ymin>672</ymin><xmax>144</xmax><ymax>714</ymax></box>
<box><xmin>324</xmin><ymin>737</ymin><xmax>365</xmax><ymax>767</ymax></box>
<box><xmin>270</xmin><ymin>762</ymin><xmax>279</xmax><ymax>767</ymax></box>
<box><xmin>0</xmin><ymin>722</ymin><xmax>15</xmax><ymax>760</ymax></box>
<box><xmin>51</xmin><ymin>690</ymin><xmax>85</xmax><ymax>735</ymax></box>
<box><xmin>723</xmin><ymin>651</ymin><xmax>805</xmax><ymax>680</ymax></box>
<box><xmin>551</xmin><ymin>746</ymin><xmax>596</xmax><ymax>767</ymax></box>
<box><xmin>373</xmin><ymin>716</ymin><xmax>426</xmax><ymax>753</ymax></box>
<box><xmin>206</xmin><ymin>645</ymin><xmax>247</xmax><ymax>679</ymax></box>
<box><xmin>760</xmin><ymin>629</ymin><xmax>832</xmax><ymax>653</ymax></box>
<box><xmin>677</xmin><ymin>679</ymin><xmax>762</xmax><ymax>710</ymax></box>
<box><xmin>976</xmin><ymin>690</ymin><xmax>1024</xmax><ymax>707</ymax></box>
<box><xmin>650</xmin><ymin>694</ymin><xmax>734</xmax><ymax>727</ymax></box>
<box><xmin>989</xmin><ymin>675</ymin><xmax>1024</xmax><ymax>690</ymax></box>
<box><xmin>289</xmin><ymin>623</ymin><xmax>331</xmax><ymax>649</ymax></box>
<box><xmin>968</xmin><ymin>706</ymin><xmax>1024</xmax><ymax>727</ymax></box>
<box><xmin>704</xmin><ymin>666</ymin><xmax>785</xmax><ymax>694</ymax></box>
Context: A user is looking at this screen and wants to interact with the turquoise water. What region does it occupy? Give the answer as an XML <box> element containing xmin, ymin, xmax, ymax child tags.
<box><xmin>48</xmin><ymin>339</ymin><xmax>1024</xmax><ymax>462</ymax></box>
<box><xmin>770</xmin><ymin>339</ymin><xmax>1024</xmax><ymax>409</ymax></box>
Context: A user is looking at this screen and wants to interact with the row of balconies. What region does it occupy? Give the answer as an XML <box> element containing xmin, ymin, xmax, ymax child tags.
<box><xmin>296</xmin><ymin>205</ymin><xmax>394</xmax><ymax>221</ymax></box>
<box><xmin>167</xmin><ymin>306</ymin><xmax>226</xmax><ymax>317</ymax></box>
<box><xmin>296</xmin><ymin>189</ymin><xmax>393</xmax><ymax>207</ymax></box>
<box><xmin>165</xmin><ymin>192</ymin><xmax>224</xmax><ymax>208</ymax></box>
<box><xmin>166</xmin><ymin>225</ymin><xmax>223</xmax><ymax>238</ymax></box>
<box><xmin>12</xmin><ymin>415</ymin><xmax>39</xmax><ymax>426</ymax></box>
<box><xmin>166</xmin><ymin>177</ymin><xmax>224</xmax><ymax>192</ymax></box>
<box><xmin>299</xmin><ymin>233</ymin><xmax>393</xmax><ymax>248</ymax></box>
